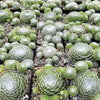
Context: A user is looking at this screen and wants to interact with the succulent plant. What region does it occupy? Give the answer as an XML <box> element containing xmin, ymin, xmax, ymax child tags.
<box><xmin>22</xmin><ymin>59</ymin><xmax>34</xmax><ymax>69</ymax></box>
<box><xmin>65</xmin><ymin>11</ymin><xmax>88</xmax><ymax>23</ymax></box>
<box><xmin>41</xmin><ymin>0</ymin><xmax>57</xmax><ymax>9</ymax></box>
<box><xmin>42</xmin><ymin>46</ymin><xmax>57</xmax><ymax>58</ymax></box>
<box><xmin>68</xmin><ymin>43</ymin><xmax>93</xmax><ymax>62</ymax></box>
<box><xmin>92</xmin><ymin>94</ymin><xmax>100</xmax><ymax>100</ymax></box>
<box><xmin>68</xmin><ymin>85</ymin><xmax>78</xmax><ymax>97</ymax></box>
<box><xmin>0</xmin><ymin>70</ymin><xmax>27</xmax><ymax>100</ymax></box>
<box><xmin>3</xmin><ymin>0</ymin><xmax>13</xmax><ymax>7</ymax></box>
<box><xmin>66</xmin><ymin>12</ymin><xmax>81</xmax><ymax>23</ymax></box>
<box><xmin>52</xmin><ymin>35</ymin><xmax>62</xmax><ymax>44</ymax></box>
<box><xmin>0</xmin><ymin>0</ymin><xmax>21</xmax><ymax>10</ymax></box>
<box><xmin>43</xmin><ymin>11</ymin><xmax>57</xmax><ymax>21</ymax></box>
<box><xmin>4</xmin><ymin>58</ymin><xmax>34</xmax><ymax>73</ymax></box>
<box><xmin>78</xmin><ymin>3</ymin><xmax>86</xmax><ymax>11</ymax></box>
<box><xmin>12</xmin><ymin>17</ymin><xmax>20</xmax><ymax>26</ymax></box>
<box><xmin>0</xmin><ymin>65</ymin><xmax>5</xmax><ymax>73</ymax></box>
<box><xmin>36</xmin><ymin>68</ymin><xmax>64</xmax><ymax>95</ymax></box>
<box><xmin>94</xmin><ymin>32</ymin><xmax>100</xmax><ymax>41</ymax></box>
<box><xmin>0</xmin><ymin>52</ymin><xmax>9</xmax><ymax>61</ymax></box>
<box><xmin>17</xmin><ymin>62</ymin><xmax>27</xmax><ymax>73</ymax></box>
<box><xmin>95</xmin><ymin>3</ymin><xmax>100</xmax><ymax>11</ymax></box>
<box><xmin>0</xmin><ymin>2</ymin><xmax>8</xmax><ymax>9</ymax></box>
<box><xmin>51</xmin><ymin>95</ymin><xmax>61</xmax><ymax>100</ymax></box>
<box><xmin>36</xmin><ymin>41</ymin><xmax>63</xmax><ymax>65</ymax></box>
<box><xmin>53</xmin><ymin>7</ymin><xmax>62</xmax><ymax>14</ymax></box>
<box><xmin>86</xmin><ymin>0</ymin><xmax>100</xmax><ymax>11</ymax></box>
<box><xmin>65</xmin><ymin>2</ymin><xmax>78</xmax><ymax>11</ymax></box>
<box><xmin>20</xmin><ymin>0</ymin><xmax>43</xmax><ymax>9</ymax></box>
<box><xmin>60</xmin><ymin>90</ymin><xmax>69</xmax><ymax>99</ymax></box>
<box><xmin>14</xmin><ymin>11</ymin><xmax>20</xmax><ymax>18</ymax></box>
<box><xmin>0</xmin><ymin>9</ymin><xmax>13</xmax><ymax>23</ymax></box>
<box><xmin>30</xmin><ymin>18</ymin><xmax>38</xmax><ymax>26</ymax></box>
<box><xmin>1</xmin><ymin>0</ymin><xmax>100</xmax><ymax>99</ymax></box>
<box><xmin>89</xmin><ymin>13</ymin><xmax>100</xmax><ymax>25</ymax></box>
<box><xmin>0</xmin><ymin>25</ymin><xmax>5</xmax><ymax>39</ymax></box>
<box><xmin>16</xmin><ymin>27</ymin><xmax>31</xmax><ymax>36</ymax></box>
<box><xmin>12</xmin><ymin>1</ymin><xmax>20</xmax><ymax>10</ymax></box>
<box><xmin>81</xmin><ymin>33</ymin><xmax>92</xmax><ymax>44</ymax></box>
<box><xmin>82</xmin><ymin>23</ymin><xmax>100</xmax><ymax>35</ymax></box>
<box><xmin>75</xmin><ymin>70</ymin><xmax>100</xmax><ymax>98</ymax></box>
<box><xmin>9</xmin><ymin>44</ymin><xmax>33</xmax><ymax>62</ymax></box>
<box><xmin>42</xmin><ymin>25</ymin><xmax>56</xmax><ymax>36</ymax></box>
<box><xmin>40</xmin><ymin>95</ymin><xmax>49</xmax><ymax>100</ymax></box>
<box><xmin>0</xmin><ymin>47</ymin><xmax>7</xmax><ymax>53</ymax></box>
<box><xmin>8</xmin><ymin>26</ymin><xmax>36</xmax><ymax>47</ymax></box>
<box><xmin>47</xmin><ymin>0</ymin><xmax>61</xmax><ymax>5</ymax></box>
<box><xmin>93</xmin><ymin>48</ymin><xmax>100</xmax><ymax>61</ymax></box>
<box><xmin>62</xmin><ymin>66</ymin><xmax>76</xmax><ymax>80</ymax></box>
<box><xmin>55</xmin><ymin>22</ymin><xmax>64</xmax><ymax>31</ymax></box>
<box><xmin>37</xmin><ymin>21</ymin><xmax>45</xmax><ymax>30</ymax></box>
<box><xmin>4</xmin><ymin>59</ymin><xmax>18</xmax><ymax>70</ymax></box>
<box><xmin>69</xmin><ymin>25</ymin><xmax>85</xmax><ymax>36</ymax></box>
<box><xmin>20</xmin><ymin>10</ymin><xmax>36</xmax><ymax>23</ymax></box>
<box><xmin>75</xmin><ymin>61</ymin><xmax>88</xmax><ymax>73</ymax></box>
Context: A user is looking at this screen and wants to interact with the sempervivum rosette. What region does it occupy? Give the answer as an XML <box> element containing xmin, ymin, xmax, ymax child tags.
<box><xmin>68</xmin><ymin>43</ymin><xmax>93</xmax><ymax>62</ymax></box>
<box><xmin>75</xmin><ymin>70</ymin><xmax>100</xmax><ymax>98</ymax></box>
<box><xmin>36</xmin><ymin>68</ymin><xmax>64</xmax><ymax>95</ymax></box>
<box><xmin>0</xmin><ymin>70</ymin><xmax>27</xmax><ymax>100</ymax></box>
<box><xmin>9</xmin><ymin>44</ymin><xmax>33</xmax><ymax>62</ymax></box>
<box><xmin>69</xmin><ymin>25</ymin><xmax>85</xmax><ymax>36</ymax></box>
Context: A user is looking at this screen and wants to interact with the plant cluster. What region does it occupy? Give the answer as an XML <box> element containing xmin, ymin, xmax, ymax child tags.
<box><xmin>0</xmin><ymin>0</ymin><xmax>100</xmax><ymax>100</ymax></box>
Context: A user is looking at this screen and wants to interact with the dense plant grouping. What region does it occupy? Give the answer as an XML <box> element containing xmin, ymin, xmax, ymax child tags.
<box><xmin>0</xmin><ymin>0</ymin><xmax>100</xmax><ymax>100</ymax></box>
